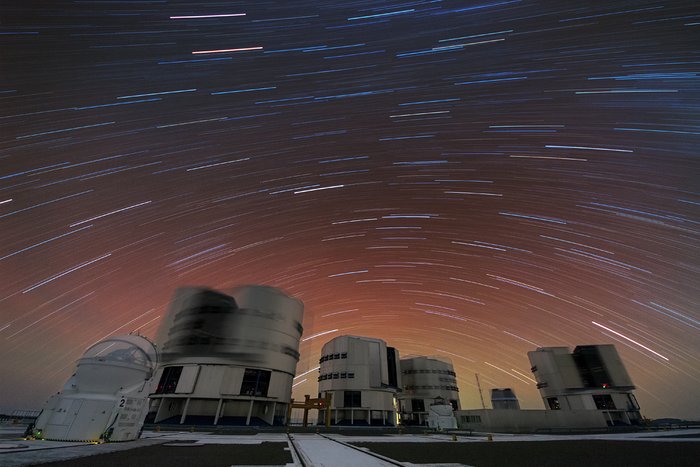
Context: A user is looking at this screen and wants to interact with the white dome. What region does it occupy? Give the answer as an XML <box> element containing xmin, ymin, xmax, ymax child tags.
<box><xmin>82</xmin><ymin>334</ymin><xmax>157</xmax><ymax>370</ymax></box>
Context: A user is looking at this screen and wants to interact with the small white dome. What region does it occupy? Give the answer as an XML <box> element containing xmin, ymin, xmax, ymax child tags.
<box><xmin>82</xmin><ymin>334</ymin><xmax>157</xmax><ymax>370</ymax></box>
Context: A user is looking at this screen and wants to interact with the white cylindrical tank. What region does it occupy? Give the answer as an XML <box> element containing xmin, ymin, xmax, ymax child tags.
<box><xmin>34</xmin><ymin>335</ymin><xmax>157</xmax><ymax>442</ymax></box>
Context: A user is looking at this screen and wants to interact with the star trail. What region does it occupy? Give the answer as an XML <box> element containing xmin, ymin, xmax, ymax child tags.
<box><xmin>1</xmin><ymin>1</ymin><xmax>698</xmax><ymax>420</ymax></box>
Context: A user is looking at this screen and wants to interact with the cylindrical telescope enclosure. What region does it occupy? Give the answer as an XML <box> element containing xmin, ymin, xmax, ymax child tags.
<box><xmin>158</xmin><ymin>286</ymin><xmax>304</xmax><ymax>375</ymax></box>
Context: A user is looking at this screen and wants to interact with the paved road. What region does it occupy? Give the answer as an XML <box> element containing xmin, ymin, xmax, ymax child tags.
<box><xmin>291</xmin><ymin>434</ymin><xmax>399</xmax><ymax>467</ymax></box>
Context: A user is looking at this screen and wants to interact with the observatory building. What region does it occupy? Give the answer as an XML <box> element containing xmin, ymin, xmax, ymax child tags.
<box><xmin>528</xmin><ymin>345</ymin><xmax>642</xmax><ymax>425</ymax></box>
<box><xmin>317</xmin><ymin>335</ymin><xmax>401</xmax><ymax>426</ymax></box>
<box><xmin>33</xmin><ymin>334</ymin><xmax>157</xmax><ymax>442</ymax></box>
<box><xmin>148</xmin><ymin>285</ymin><xmax>304</xmax><ymax>426</ymax></box>
<box><xmin>398</xmin><ymin>356</ymin><xmax>460</xmax><ymax>425</ymax></box>
<box><xmin>491</xmin><ymin>388</ymin><xmax>520</xmax><ymax>410</ymax></box>
<box><xmin>456</xmin><ymin>344</ymin><xmax>643</xmax><ymax>433</ymax></box>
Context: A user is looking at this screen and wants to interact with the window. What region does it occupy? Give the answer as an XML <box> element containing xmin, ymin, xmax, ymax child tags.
<box><xmin>332</xmin><ymin>373</ymin><xmax>339</xmax><ymax>379</ymax></box>
<box><xmin>547</xmin><ymin>397</ymin><xmax>560</xmax><ymax>410</ymax></box>
<box><xmin>627</xmin><ymin>394</ymin><xmax>640</xmax><ymax>410</ymax></box>
<box><xmin>347</xmin><ymin>372</ymin><xmax>355</xmax><ymax>379</ymax></box>
<box><xmin>593</xmin><ymin>394</ymin><xmax>616</xmax><ymax>410</ymax></box>
<box><xmin>340</xmin><ymin>372</ymin><xmax>347</xmax><ymax>379</ymax></box>
<box><xmin>341</xmin><ymin>353</ymin><xmax>347</xmax><ymax>359</ymax></box>
<box><xmin>155</xmin><ymin>366</ymin><xmax>183</xmax><ymax>394</ymax></box>
<box><xmin>387</xmin><ymin>347</ymin><xmax>398</xmax><ymax>388</ymax></box>
<box><xmin>240</xmin><ymin>369</ymin><xmax>271</xmax><ymax>397</ymax></box>
<box><xmin>344</xmin><ymin>391</ymin><xmax>361</xmax><ymax>407</ymax></box>
<box><xmin>333</xmin><ymin>353</ymin><xmax>340</xmax><ymax>359</ymax></box>
<box><xmin>462</xmin><ymin>415</ymin><xmax>482</xmax><ymax>423</ymax></box>
<box><xmin>411</xmin><ymin>399</ymin><xmax>425</xmax><ymax>412</ymax></box>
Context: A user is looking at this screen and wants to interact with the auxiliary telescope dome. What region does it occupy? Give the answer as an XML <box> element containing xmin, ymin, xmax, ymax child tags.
<box><xmin>33</xmin><ymin>334</ymin><xmax>158</xmax><ymax>442</ymax></box>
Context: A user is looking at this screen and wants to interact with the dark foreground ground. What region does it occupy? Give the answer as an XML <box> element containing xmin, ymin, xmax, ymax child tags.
<box><xmin>22</xmin><ymin>439</ymin><xmax>700</xmax><ymax>467</ymax></box>
<box><xmin>355</xmin><ymin>440</ymin><xmax>700</xmax><ymax>467</ymax></box>
<box><xmin>31</xmin><ymin>442</ymin><xmax>293</xmax><ymax>467</ymax></box>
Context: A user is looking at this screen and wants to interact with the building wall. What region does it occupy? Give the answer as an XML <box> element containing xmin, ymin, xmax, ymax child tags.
<box><xmin>595</xmin><ymin>345</ymin><xmax>634</xmax><ymax>387</ymax></box>
<box><xmin>528</xmin><ymin>347</ymin><xmax>581</xmax><ymax>398</ymax></box>
<box><xmin>456</xmin><ymin>409</ymin><xmax>608</xmax><ymax>433</ymax></box>
<box><xmin>152</xmin><ymin>365</ymin><xmax>294</xmax><ymax>401</ymax></box>
<box><xmin>317</xmin><ymin>335</ymin><xmax>400</xmax><ymax>425</ymax></box>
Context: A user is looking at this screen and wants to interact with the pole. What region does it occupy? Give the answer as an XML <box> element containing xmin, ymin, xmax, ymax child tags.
<box><xmin>325</xmin><ymin>392</ymin><xmax>332</xmax><ymax>427</ymax></box>
<box><xmin>303</xmin><ymin>395</ymin><xmax>310</xmax><ymax>427</ymax></box>
<box><xmin>287</xmin><ymin>399</ymin><xmax>294</xmax><ymax>426</ymax></box>
<box><xmin>475</xmin><ymin>373</ymin><xmax>486</xmax><ymax>409</ymax></box>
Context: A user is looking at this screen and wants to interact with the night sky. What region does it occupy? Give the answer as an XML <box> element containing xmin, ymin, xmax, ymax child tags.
<box><xmin>1</xmin><ymin>1</ymin><xmax>698</xmax><ymax>420</ymax></box>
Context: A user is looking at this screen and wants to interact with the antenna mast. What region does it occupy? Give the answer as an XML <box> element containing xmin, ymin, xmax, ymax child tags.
<box><xmin>475</xmin><ymin>373</ymin><xmax>486</xmax><ymax>409</ymax></box>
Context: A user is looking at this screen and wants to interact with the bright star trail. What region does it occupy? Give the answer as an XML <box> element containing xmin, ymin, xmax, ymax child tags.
<box><xmin>0</xmin><ymin>1</ymin><xmax>698</xmax><ymax>420</ymax></box>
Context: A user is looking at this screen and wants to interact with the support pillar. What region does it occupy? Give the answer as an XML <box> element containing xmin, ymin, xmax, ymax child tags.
<box><xmin>325</xmin><ymin>393</ymin><xmax>332</xmax><ymax>427</ymax></box>
<box><xmin>246</xmin><ymin>399</ymin><xmax>255</xmax><ymax>426</ymax></box>
<box><xmin>287</xmin><ymin>399</ymin><xmax>294</xmax><ymax>426</ymax></box>
<box><xmin>179</xmin><ymin>398</ymin><xmax>190</xmax><ymax>425</ymax></box>
<box><xmin>213</xmin><ymin>398</ymin><xmax>223</xmax><ymax>425</ymax></box>
<box><xmin>154</xmin><ymin>398</ymin><xmax>165</xmax><ymax>424</ymax></box>
<box><xmin>269</xmin><ymin>402</ymin><xmax>276</xmax><ymax>425</ymax></box>
<box><xmin>303</xmin><ymin>395</ymin><xmax>310</xmax><ymax>427</ymax></box>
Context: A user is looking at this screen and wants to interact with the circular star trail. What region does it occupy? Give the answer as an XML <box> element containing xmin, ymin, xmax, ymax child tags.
<box><xmin>1</xmin><ymin>1</ymin><xmax>698</xmax><ymax>419</ymax></box>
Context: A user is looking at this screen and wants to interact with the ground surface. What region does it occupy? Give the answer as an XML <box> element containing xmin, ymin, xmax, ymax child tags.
<box><xmin>34</xmin><ymin>442</ymin><xmax>293</xmax><ymax>467</ymax></box>
<box><xmin>2</xmin><ymin>427</ymin><xmax>700</xmax><ymax>466</ymax></box>
<box><xmin>355</xmin><ymin>440</ymin><xmax>700</xmax><ymax>467</ymax></box>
